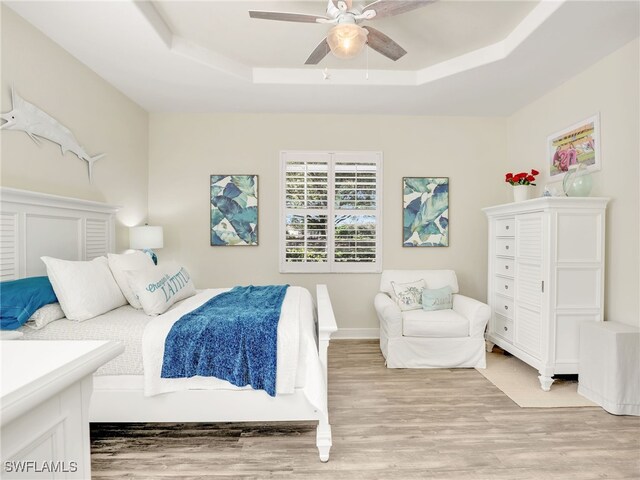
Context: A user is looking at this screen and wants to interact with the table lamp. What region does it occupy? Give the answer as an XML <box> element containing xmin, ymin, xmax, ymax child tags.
<box><xmin>130</xmin><ymin>225</ymin><xmax>163</xmax><ymax>265</ymax></box>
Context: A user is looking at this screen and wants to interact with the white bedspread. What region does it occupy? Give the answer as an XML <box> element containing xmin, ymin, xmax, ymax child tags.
<box><xmin>142</xmin><ymin>286</ymin><xmax>327</xmax><ymax>413</ymax></box>
<box><xmin>18</xmin><ymin>304</ymin><xmax>152</xmax><ymax>375</ymax></box>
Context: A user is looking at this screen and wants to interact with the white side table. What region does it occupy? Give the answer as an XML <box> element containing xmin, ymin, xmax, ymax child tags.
<box><xmin>1</xmin><ymin>340</ymin><xmax>124</xmax><ymax>479</ymax></box>
<box><xmin>578</xmin><ymin>322</ymin><xmax>640</xmax><ymax>416</ymax></box>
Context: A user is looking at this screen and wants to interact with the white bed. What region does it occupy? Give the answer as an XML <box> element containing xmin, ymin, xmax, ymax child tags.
<box><xmin>19</xmin><ymin>303</ymin><xmax>152</xmax><ymax>375</ymax></box>
<box><xmin>1</xmin><ymin>187</ymin><xmax>338</xmax><ymax>461</ymax></box>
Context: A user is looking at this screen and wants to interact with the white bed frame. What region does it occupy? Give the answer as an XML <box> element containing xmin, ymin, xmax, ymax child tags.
<box><xmin>0</xmin><ymin>187</ymin><xmax>338</xmax><ymax>461</ymax></box>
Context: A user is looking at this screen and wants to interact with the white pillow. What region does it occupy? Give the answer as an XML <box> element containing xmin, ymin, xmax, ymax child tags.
<box><xmin>107</xmin><ymin>251</ymin><xmax>154</xmax><ymax>309</ymax></box>
<box><xmin>25</xmin><ymin>303</ymin><xmax>66</xmax><ymax>330</ymax></box>
<box><xmin>391</xmin><ymin>279</ymin><xmax>425</xmax><ymax>311</ymax></box>
<box><xmin>126</xmin><ymin>263</ymin><xmax>196</xmax><ymax>316</ymax></box>
<box><xmin>41</xmin><ymin>256</ymin><xmax>127</xmax><ymax>321</ymax></box>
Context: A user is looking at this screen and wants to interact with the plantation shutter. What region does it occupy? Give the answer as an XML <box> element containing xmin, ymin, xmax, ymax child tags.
<box><xmin>281</xmin><ymin>151</ymin><xmax>382</xmax><ymax>273</ymax></box>
<box><xmin>283</xmin><ymin>153</ymin><xmax>329</xmax><ymax>271</ymax></box>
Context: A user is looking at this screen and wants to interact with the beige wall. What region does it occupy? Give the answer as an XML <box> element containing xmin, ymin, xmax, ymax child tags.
<box><xmin>5</xmin><ymin>3</ymin><xmax>635</xmax><ymax>330</ymax></box>
<box><xmin>0</xmin><ymin>7</ymin><xmax>149</xmax><ymax>251</ymax></box>
<box><xmin>148</xmin><ymin>114</ymin><xmax>507</xmax><ymax>330</ymax></box>
<box><xmin>506</xmin><ymin>38</ymin><xmax>640</xmax><ymax>327</ymax></box>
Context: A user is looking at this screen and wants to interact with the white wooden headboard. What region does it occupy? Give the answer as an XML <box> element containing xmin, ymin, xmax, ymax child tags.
<box><xmin>0</xmin><ymin>187</ymin><xmax>119</xmax><ymax>280</ymax></box>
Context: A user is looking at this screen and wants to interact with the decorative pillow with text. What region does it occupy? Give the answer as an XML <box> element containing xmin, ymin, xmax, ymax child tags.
<box><xmin>422</xmin><ymin>286</ymin><xmax>453</xmax><ymax>312</ymax></box>
<box><xmin>126</xmin><ymin>263</ymin><xmax>196</xmax><ymax>316</ymax></box>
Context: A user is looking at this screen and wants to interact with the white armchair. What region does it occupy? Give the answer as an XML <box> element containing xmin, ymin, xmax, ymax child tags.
<box><xmin>374</xmin><ymin>270</ymin><xmax>490</xmax><ymax>369</ymax></box>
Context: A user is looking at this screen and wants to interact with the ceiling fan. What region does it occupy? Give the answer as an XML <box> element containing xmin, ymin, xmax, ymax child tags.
<box><xmin>249</xmin><ymin>0</ymin><xmax>434</xmax><ymax>64</ymax></box>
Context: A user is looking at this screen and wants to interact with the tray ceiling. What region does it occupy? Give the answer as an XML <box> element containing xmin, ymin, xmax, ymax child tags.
<box><xmin>4</xmin><ymin>1</ymin><xmax>639</xmax><ymax>115</ymax></box>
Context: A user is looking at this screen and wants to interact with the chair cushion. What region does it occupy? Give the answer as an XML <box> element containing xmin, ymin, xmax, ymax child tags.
<box><xmin>402</xmin><ymin>309</ymin><xmax>469</xmax><ymax>338</ymax></box>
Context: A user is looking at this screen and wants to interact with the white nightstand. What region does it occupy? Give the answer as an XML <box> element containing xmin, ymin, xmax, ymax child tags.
<box><xmin>1</xmin><ymin>340</ymin><xmax>124</xmax><ymax>479</ymax></box>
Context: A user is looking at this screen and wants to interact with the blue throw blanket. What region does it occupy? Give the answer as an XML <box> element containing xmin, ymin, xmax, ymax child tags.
<box><xmin>161</xmin><ymin>285</ymin><xmax>289</xmax><ymax>396</ymax></box>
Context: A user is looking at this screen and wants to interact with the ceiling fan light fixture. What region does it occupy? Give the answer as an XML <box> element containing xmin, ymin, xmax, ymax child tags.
<box><xmin>327</xmin><ymin>24</ymin><xmax>368</xmax><ymax>59</ymax></box>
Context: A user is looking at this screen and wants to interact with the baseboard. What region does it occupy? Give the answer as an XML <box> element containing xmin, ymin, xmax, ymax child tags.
<box><xmin>332</xmin><ymin>328</ymin><xmax>380</xmax><ymax>339</ymax></box>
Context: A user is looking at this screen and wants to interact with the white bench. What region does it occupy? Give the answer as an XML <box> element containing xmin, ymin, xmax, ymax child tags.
<box><xmin>578</xmin><ymin>321</ymin><xmax>640</xmax><ymax>416</ymax></box>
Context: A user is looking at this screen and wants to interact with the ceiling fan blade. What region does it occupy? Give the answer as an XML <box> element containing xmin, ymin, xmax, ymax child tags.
<box><xmin>363</xmin><ymin>26</ymin><xmax>407</xmax><ymax>61</ymax></box>
<box><xmin>362</xmin><ymin>0</ymin><xmax>434</xmax><ymax>19</ymax></box>
<box><xmin>305</xmin><ymin>38</ymin><xmax>331</xmax><ymax>65</ymax></box>
<box><xmin>249</xmin><ymin>11</ymin><xmax>328</xmax><ymax>23</ymax></box>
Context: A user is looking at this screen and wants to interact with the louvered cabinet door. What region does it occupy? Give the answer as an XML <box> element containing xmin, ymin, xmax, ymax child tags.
<box><xmin>514</xmin><ymin>212</ymin><xmax>543</xmax><ymax>359</ymax></box>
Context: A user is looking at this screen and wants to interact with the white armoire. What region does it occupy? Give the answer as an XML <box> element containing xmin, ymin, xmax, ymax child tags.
<box><xmin>483</xmin><ymin>197</ymin><xmax>608</xmax><ymax>391</ymax></box>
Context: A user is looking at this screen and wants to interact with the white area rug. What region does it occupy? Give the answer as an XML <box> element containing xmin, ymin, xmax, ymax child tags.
<box><xmin>477</xmin><ymin>350</ymin><xmax>596</xmax><ymax>408</ymax></box>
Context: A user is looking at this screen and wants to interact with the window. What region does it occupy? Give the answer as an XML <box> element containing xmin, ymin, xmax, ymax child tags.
<box><xmin>280</xmin><ymin>151</ymin><xmax>382</xmax><ymax>273</ymax></box>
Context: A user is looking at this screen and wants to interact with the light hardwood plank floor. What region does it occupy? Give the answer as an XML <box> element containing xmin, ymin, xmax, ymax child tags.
<box><xmin>91</xmin><ymin>340</ymin><xmax>640</xmax><ymax>479</ymax></box>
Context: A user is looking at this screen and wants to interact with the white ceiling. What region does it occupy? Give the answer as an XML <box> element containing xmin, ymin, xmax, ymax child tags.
<box><xmin>5</xmin><ymin>1</ymin><xmax>640</xmax><ymax>115</ymax></box>
<box><xmin>156</xmin><ymin>1</ymin><xmax>537</xmax><ymax>70</ymax></box>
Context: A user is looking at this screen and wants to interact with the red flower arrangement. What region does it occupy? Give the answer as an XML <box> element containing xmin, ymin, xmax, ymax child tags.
<box><xmin>505</xmin><ymin>169</ymin><xmax>539</xmax><ymax>186</ymax></box>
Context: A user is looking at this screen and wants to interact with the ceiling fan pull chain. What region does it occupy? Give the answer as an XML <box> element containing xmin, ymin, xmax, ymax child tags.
<box><xmin>364</xmin><ymin>42</ymin><xmax>369</xmax><ymax>80</ymax></box>
<box><xmin>366</xmin><ymin>44</ymin><xmax>369</xmax><ymax>80</ymax></box>
<box><xmin>323</xmin><ymin>43</ymin><xmax>331</xmax><ymax>81</ymax></box>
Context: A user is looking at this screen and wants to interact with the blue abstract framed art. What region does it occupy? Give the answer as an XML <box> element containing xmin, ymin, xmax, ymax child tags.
<box><xmin>402</xmin><ymin>177</ymin><xmax>449</xmax><ymax>247</ymax></box>
<box><xmin>210</xmin><ymin>174</ymin><xmax>258</xmax><ymax>246</ymax></box>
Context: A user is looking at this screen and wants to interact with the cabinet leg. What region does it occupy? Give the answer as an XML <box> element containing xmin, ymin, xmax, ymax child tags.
<box><xmin>538</xmin><ymin>375</ymin><xmax>554</xmax><ymax>391</ymax></box>
<box><xmin>485</xmin><ymin>341</ymin><xmax>495</xmax><ymax>353</ymax></box>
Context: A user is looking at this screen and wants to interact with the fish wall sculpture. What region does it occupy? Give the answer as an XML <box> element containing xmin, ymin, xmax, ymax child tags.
<box><xmin>1</xmin><ymin>88</ymin><xmax>104</xmax><ymax>182</ymax></box>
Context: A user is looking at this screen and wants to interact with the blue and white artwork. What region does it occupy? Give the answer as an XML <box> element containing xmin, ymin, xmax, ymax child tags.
<box><xmin>210</xmin><ymin>175</ymin><xmax>258</xmax><ymax>246</ymax></box>
<box><xmin>403</xmin><ymin>177</ymin><xmax>449</xmax><ymax>247</ymax></box>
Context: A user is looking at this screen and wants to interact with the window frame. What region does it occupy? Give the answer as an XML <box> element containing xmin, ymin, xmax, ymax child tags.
<box><xmin>279</xmin><ymin>150</ymin><xmax>383</xmax><ymax>274</ymax></box>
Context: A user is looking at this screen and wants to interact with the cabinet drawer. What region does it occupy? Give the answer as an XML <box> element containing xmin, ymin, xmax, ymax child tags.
<box><xmin>494</xmin><ymin>313</ymin><xmax>514</xmax><ymax>342</ymax></box>
<box><xmin>495</xmin><ymin>277</ymin><xmax>514</xmax><ymax>297</ymax></box>
<box><xmin>494</xmin><ymin>295</ymin><xmax>514</xmax><ymax>318</ymax></box>
<box><xmin>495</xmin><ymin>257</ymin><xmax>514</xmax><ymax>277</ymax></box>
<box><xmin>495</xmin><ymin>218</ymin><xmax>515</xmax><ymax>237</ymax></box>
<box><xmin>496</xmin><ymin>238</ymin><xmax>515</xmax><ymax>257</ymax></box>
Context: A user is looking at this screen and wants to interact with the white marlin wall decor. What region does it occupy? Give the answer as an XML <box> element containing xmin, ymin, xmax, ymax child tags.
<box><xmin>0</xmin><ymin>88</ymin><xmax>104</xmax><ymax>182</ymax></box>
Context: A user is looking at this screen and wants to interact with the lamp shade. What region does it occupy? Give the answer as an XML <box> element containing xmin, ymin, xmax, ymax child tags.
<box><xmin>130</xmin><ymin>225</ymin><xmax>164</xmax><ymax>250</ymax></box>
<box><xmin>327</xmin><ymin>24</ymin><xmax>368</xmax><ymax>59</ymax></box>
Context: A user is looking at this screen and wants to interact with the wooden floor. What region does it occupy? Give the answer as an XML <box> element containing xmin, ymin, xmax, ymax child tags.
<box><xmin>91</xmin><ymin>340</ymin><xmax>640</xmax><ymax>479</ymax></box>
